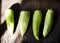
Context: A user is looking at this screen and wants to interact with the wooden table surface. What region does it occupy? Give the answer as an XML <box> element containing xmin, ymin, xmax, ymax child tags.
<box><xmin>0</xmin><ymin>0</ymin><xmax>60</xmax><ymax>43</ymax></box>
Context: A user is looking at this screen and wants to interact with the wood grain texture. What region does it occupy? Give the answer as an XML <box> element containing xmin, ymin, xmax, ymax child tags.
<box><xmin>0</xmin><ymin>0</ymin><xmax>60</xmax><ymax>43</ymax></box>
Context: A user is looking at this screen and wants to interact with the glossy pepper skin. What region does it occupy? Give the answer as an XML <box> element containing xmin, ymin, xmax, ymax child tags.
<box><xmin>32</xmin><ymin>10</ymin><xmax>42</xmax><ymax>40</ymax></box>
<box><xmin>5</xmin><ymin>9</ymin><xmax>14</xmax><ymax>35</ymax></box>
<box><xmin>43</xmin><ymin>9</ymin><xmax>54</xmax><ymax>37</ymax></box>
<box><xmin>19</xmin><ymin>11</ymin><xmax>30</xmax><ymax>36</ymax></box>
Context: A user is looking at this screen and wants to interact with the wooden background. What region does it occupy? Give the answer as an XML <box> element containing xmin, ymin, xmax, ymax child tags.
<box><xmin>0</xmin><ymin>0</ymin><xmax>60</xmax><ymax>43</ymax></box>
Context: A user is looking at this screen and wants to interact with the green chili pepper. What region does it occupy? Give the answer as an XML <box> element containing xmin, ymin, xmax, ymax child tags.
<box><xmin>5</xmin><ymin>9</ymin><xmax>14</xmax><ymax>34</ymax></box>
<box><xmin>43</xmin><ymin>9</ymin><xmax>54</xmax><ymax>37</ymax></box>
<box><xmin>32</xmin><ymin>10</ymin><xmax>42</xmax><ymax>40</ymax></box>
<box><xmin>19</xmin><ymin>11</ymin><xmax>30</xmax><ymax>36</ymax></box>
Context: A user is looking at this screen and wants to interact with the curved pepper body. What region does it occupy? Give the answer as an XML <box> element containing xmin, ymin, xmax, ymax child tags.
<box><xmin>5</xmin><ymin>9</ymin><xmax>14</xmax><ymax>34</ymax></box>
<box><xmin>43</xmin><ymin>9</ymin><xmax>54</xmax><ymax>37</ymax></box>
<box><xmin>32</xmin><ymin>10</ymin><xmax>42</xmax><ymax>40</ymax></box>
<box><xmin>19</xmin><ymin>11</ymin><xmax>30</xmax><ymax>36</ymax></box>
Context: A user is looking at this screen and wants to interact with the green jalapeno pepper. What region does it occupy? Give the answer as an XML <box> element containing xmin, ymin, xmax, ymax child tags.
<box><xmin>32</xmin><ymin>10</ymin><xmax>42</xmax><ymax>40</ymax></box>
<box><xmin>19</xmin><ymin>11</ymin><xmax>30</xmax><ymax>36</ymax></box>
<box><xmin>43</xmin><ymin>9</ymin><xmax>54</xmax><ymax>37</ymax></box>
<box><xmin>5</xmin><ymin>9</ymin><xmax>14</xmax><ymax>34</ymax></box>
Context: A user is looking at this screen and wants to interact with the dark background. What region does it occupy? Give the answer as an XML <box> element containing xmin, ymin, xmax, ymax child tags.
<box><xmin>0</xmin><ymin>0</ymin><xmax>60</xmax><ymax>43</ymax></box>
